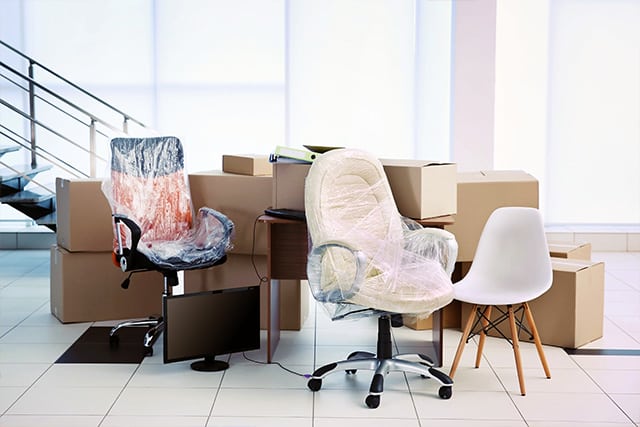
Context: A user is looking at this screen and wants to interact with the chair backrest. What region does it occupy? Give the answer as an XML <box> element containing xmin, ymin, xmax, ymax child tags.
<box><xmin>103</xmin><ymin>136</ymin><xmax>194</xmax><ymax>250</ymax></box>
<box><xmin>305</xmin><ymin>148</ymin><xmax>454</xmax><ymax>317</ymax></box>
<box><xmin>466</xmin><ymin>206</ymin><xmax>552</xmax><ymax>298</ymax></box>
<box><xmin>305</xmin><ymin>148</ymin><xmax>404</xmax><ymax>267</ymax></box>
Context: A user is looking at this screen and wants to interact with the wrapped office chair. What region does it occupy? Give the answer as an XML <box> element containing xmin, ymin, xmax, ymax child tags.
<box><xmin>101</xmin><ymin>136</ymin><xmax>234</xmax><ymax>356</ymax></box>
<box><xmin>304</xmin><ymin>148</ymin><xmax>458</xmax><ymax>408</ymax></box>
<box><xmin>448</xmin><ymin>206</ymin><xmax>552</xmax><ymax>395</ymax></box>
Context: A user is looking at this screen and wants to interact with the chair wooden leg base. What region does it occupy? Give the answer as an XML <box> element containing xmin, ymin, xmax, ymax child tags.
<box><xmin>451</xmin><ymin>303</ymin><xmax>551</xmax><ymax>397</ymax></box>
<box><xmin>449</xmin><ymin>304</ymin><xmax>477</xmax><ymax>379</ymax></box>
<box><xmin>508</xmin><ymin>305</ymin><xmax>526</xmax><ymax>396</ymax></box>
<box><xmin>524</xmin><ymin>302</ymin><xmax>551</xmax><ymax>379</ymax></box>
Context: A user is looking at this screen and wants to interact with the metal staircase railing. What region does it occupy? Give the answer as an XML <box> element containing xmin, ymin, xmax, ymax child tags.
<box><xmin>0</xmin><ymin>39</ymin><xmax>149</xmax><ymax>230</ymax></box>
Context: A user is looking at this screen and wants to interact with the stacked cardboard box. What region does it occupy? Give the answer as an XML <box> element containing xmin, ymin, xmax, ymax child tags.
<box><xmin>222</xmin><ymin>154</ymin><xmax>272</xmax><ymax>176</ymax></box>
<box><xmin>188</xmin><ymin>162</ymin><xmax>309</xmax><ymax>330</ymax></box>
<box><xmin>271</xmin><ymin>155</ymin><xmax>458</xmax><ymax>220</ymax></box>
<box><xmin>548</xmin><ymin>242</ymin><xmax>592</xmax><ymax>260</ymax></box>
<box><xmin>458</xmin><ymin>239</ymin><xmax>603</xmax><ymax>348</ymax></box>
<box><xmin>445</xmin><ymin>170</ymin><xmax>539</xmax><ymax>262</ymax></box>
<box><xmin>52</xmin><ymin>178</ymin><xmax>163</xmax><ymax>323</ymax></box>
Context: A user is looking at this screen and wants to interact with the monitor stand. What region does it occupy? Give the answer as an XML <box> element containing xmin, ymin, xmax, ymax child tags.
<box><xmin>190</xmin><ymin>355</ymin><xmax>229</xmax><ymax>372</ymax></box>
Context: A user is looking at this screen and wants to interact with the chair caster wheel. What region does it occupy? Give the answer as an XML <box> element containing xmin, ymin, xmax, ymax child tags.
<box><xmin>308</xmin><ymin>378</ymin><xmax>322</xmax><ymax>391</ymax></box>
<box><xmin>439</xmin><ymin>385</ymin><xmax>453</xmax><ymax>399</ymax></box>
<box><xmin>143</xmin><ymin>346</ymin><xmax>153</xmax><ymax>357</ymax></box>
<box><xmin>365</xmin><ymin>394</ymin><xmax>380</xmax><ymax>409</ymax></box>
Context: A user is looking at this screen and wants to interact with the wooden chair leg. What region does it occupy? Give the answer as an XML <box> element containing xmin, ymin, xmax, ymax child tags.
<box><xmin>508</xmin><ymin>305</ymin><xmax>526</xmax><ymax>396</ymax></box>
<box><xmin>475</xmin><ymin>305</ymin><xmax>492</xmax><ymax>368</ymax></box>
<box><xmin>524</xmin><ymin>302</ymin><xmax>551</xmax><ymax>379</ymax></box>
<box><xmin>449</xmin><ymin>304</ymin><xmax>477</xmax><ymax>378</ymax></box>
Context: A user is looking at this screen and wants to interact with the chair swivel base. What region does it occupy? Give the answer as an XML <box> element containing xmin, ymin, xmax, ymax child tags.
<box><xmin>307</xmin><ymin>316</ymin><xmax>453</xmax><ymax>408</ymax></box>
<box><xmin>109</xmin><ymin>316</ymin><xmax>164</xmax><ymax>357</ymax></box>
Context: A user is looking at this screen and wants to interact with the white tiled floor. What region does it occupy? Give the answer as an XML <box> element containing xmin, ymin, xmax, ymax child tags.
<box><xmin>0</xmin><ymin>249</ymin><xmax>639</xmax><ymax>426</ymax></box>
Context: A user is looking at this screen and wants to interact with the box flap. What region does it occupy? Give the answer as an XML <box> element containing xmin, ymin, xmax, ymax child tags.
<box><xmin>480</xmin><ymin>170</ymin><xmax>537</xmax><ymax>182</ymax></box>
<box><xmin>381</xmin><ymin>159</ymin><xmax>454</xmax><ymax>168</ymax></box>
<box><xmin>551</xmin><ymin>257</ymin><xmax>603</xmax><ymax>272</ymax></box>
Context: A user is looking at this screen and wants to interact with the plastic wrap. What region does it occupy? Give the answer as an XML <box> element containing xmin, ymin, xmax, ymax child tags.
<box><xmin>101</xmin><ymin>136</ymin><xmax>233</xmax><ymax>270</ymax></box>
<box><xmin>305</xmin><ymin>148</ymin><xmax>457</xmax><ymax>320</ymax></box>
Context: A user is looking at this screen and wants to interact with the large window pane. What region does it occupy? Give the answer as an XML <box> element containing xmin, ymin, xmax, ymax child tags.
<box><xmin>546</xmin><ymin>0</ymin><xmax>640</xmax><ymax>224</ymax></box>
<box><xmin>287</xmin><ymin>0</ymin><xmax>415</xmax><ymax>158</ymax></box>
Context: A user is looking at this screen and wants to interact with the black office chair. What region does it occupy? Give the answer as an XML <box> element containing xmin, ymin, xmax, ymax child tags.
<box><xmin>304</xmin><ymin>148</ymin><xmax>457</xmax><ymax>408</ymax></box>
<box><xmin>101</xmin><ymin>136</ymin><xmax>234</xmax><ymax>357</ymax></box>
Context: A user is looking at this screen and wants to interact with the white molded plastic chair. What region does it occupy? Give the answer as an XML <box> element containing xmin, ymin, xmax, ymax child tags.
<box><xmin>304</xmin><ymin>148</ymin><xmax>458</xmax><ymax>408</ymax></box>
<box><xmin>449</xmin><ymin>206</ymin><xmax>552</xmax><ymax>395</ymax></box>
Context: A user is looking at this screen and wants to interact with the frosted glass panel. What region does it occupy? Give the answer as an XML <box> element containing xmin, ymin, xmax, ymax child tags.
<box><xmin>156</xmin><ymin>0</ymin><xmax>284</xmax><ymax>85</ymax></box>
<box><xmin>156</xmin><ymin>87</ymin><xmax>284</xmax><ymax>173</ymax></box>
<box><xmin>288</xmin><ymin>0</ymin><xmax>415</xmax><ymax>158</ymax></box>
<box><xmin>414</xmin><ymin>1</ymin><xmax>453</xmax><ymax>161</ymax></box>
<box><xmin>23</xmin><ymin>0</ymin><xmax>154</xmax><ymax>85</ymax></box>
<box><xmin>547</xmin><ymin>0</ymin><xmax>640</xmax><ymax>224</ymax></box>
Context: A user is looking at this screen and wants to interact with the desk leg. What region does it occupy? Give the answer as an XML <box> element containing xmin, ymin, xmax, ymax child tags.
<box><xmin>431</xmin><ymin>308</ymin><xmax>443</xmax><ymax>367</ymax></box>
<box><xmin>266</xmin><ymin>279</ymin><xmax>280</xmax><ymax>363</ymax></box>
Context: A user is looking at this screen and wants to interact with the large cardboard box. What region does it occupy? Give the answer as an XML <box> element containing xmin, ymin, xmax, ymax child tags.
<box><xmin>446</xmin><ymin>170</ymin><xmax>538</xmax><ymax>262</ymax></box>
<box><xmin>188</xmin><ymin>171</ymin><xmax>272</xmax><ymax>255</ymax></box>
<box><xmin>548</xmin><ymin>242</ymin><xmax>592</xmax><ymax>260</ymax></box>
<box><xmin>184</xmin><ymin>254</ymin><xmax>309</xmax><ymax>331</ymax></box>
<box><xmin>460</xmin><ymin>258</ymin><xmax>605</xmax><ymax>349</ymax></box>
<box><xmin>272</xmin><ymin>160</ymin><xmax>312</xmax><ymax>211</ymax></box>
<box><xmin>381</xmin><ymin>160</ymin><xmax>457</xmax><ymax>219</ymax></box>
<box><xmin>55</xmin><ymin>178</ymin><xmax>114</xmax><ymax>252</ymax></box>
<box><xmin>50</xmin><ymin>245</ymin><xmax>163</xmax><ymax>323</ymax></box>
<box><xmin>222</xmin><ymin>154</ymin><xmax>272</xmax><ymax>176</ymax></box>
<box><xmin>402</xmin><ymin>261</ymin><xmax>470</xmax><ymax>330</ymax></box>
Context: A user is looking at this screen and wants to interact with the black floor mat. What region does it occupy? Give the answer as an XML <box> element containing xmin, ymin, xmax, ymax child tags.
<box><xmin>56</xmin><ymin>326</ymin><xmax>150</xmax><ymax>364</ymax></box>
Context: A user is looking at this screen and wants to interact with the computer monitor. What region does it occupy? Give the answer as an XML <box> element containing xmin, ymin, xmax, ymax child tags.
<box><xmin>163</xmin><ymin>286</ymin><xmax>260</xmax><ymax>371</ymax></box>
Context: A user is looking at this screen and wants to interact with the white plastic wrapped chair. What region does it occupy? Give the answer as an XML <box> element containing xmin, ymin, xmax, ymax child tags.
<box><xmin>101</xmin><ymin>136</ymin><xmax>234</xmax><ymax>357</ymax></box>
<box><xmin>304</xmin><ymin>148</ymin><xmax>458</xmax><ymax>408</ymax></box>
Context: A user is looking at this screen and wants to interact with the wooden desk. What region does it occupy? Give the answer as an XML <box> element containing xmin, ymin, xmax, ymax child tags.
<box><xmin>258</xmin><ymin>214</ymin><xmax>454</xmax><ymax>366</ymax></box>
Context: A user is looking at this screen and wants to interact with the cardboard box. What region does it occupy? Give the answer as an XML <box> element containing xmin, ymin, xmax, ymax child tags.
<box><xmin>272</xmin><ymin>160</ymin><xmax>312</xmax><ymax>211</ymax></box>
<box><xmin>381</xmin><ymin>159</ymin><xmax>457</xmax><ymax>219</ymax></box>
<box><xmin>222</xmin><ymin>154</ymin><xmax>272</xmax><ymax>176</ymax></box>
<box><xmin>50</xmin><ymin>245</ymin><xmax>164</xmax><ymax>323</ymax></box>
<box><xmin>55</xmin><ymin>178</ymin><xmax>114</xmax><ymax>252</ymax></box>
<box><xmin>402</xmin><ymin>261</ymin><xmax>470</xmax><ymax>330</ymax></box>
<box><xmin>460</xmin><ymin>258</ymin><xmax>605</xmax><ymax>348</ymax></box>
<box><xmin>402</xmin><ymin>303</ymin><xmax>461</xmax><ymax>330</ymax></box>
<box><xmin>445</xmin><ymin>170</ymin><xmax>539</xmax><ymax>262</ymax></box>
<box><xmin>188</xmin><ymin>171</ymin><xmax>272</xmax><ymax>255</ymax></box>
<box><xmin>184</xmin><ymin>254</ymin><xmax>309</xmax><ymax>331</ymax></box>
<box><xmin>548</xmin><ymin>242</ymin><xmax>592</xmax><ymax>260</ymax></box>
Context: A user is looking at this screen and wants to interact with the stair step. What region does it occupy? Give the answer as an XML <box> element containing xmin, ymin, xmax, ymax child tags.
<box><xmin>36</xmin><ymin>211</ymin><xmax>57</xmax><ymax>230</ymax></box>
<box><xmin>0</xmin><ymin>189</ymin><xmax>55</xmax><ymax>204</ymax></box>
<box><xmin>0</xmin><ymin>163</ymin><xmax>53</xmax><ymax>182</ymax></box>
<box><xmin>0</xmin><ymin>144</ymin><xmax>20</xmax><ymax>158</ymax></box>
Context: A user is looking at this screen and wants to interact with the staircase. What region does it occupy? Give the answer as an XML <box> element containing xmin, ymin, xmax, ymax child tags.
<box><xmin>0</xmin><ymin>40</ymin><xmax>147</xmax><ymax>232</ymax></box>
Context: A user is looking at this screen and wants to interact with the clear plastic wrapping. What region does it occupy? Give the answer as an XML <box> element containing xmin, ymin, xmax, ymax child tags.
<box><xmin>101</xmin><ymin>136</ymin><xmax>233</xmax><ymax>270</ymax></box>
<box><xmin>305</xmin><ymin>148</ymin><xmax>457</xmax><ymax>320</ymax></box>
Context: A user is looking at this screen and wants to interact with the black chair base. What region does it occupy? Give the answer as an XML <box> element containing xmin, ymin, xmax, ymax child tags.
<box><xmin>307</xmin><ymin>315</ymin><xmax>453</xmax><ymax>408</ymax></box>
<box><xmin>109</xmin><ymin>316</ymin><xmax>163</xmax><ymax>356</ymax></box>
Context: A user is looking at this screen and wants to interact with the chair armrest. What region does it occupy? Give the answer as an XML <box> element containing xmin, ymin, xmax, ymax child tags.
<box><xmin>112</xmin><ymin>214</ymin><xmax>142</xmax><ymax>272</ymax></box>
<box><xmin>198</xmin><ymin>207</ymin><xmax>234</xmax><ymax>237</ymax></box>
<box><xmin>307</xmin><ymin>241</ymin><xmax>367</xmax><ymax>303</ymax></box>
<box><xmin>191</xmin><ymin>207</ymin><xmax>234</xmax><ymax>251</ymax></box>
<box><xmin>403</xmin><ymin>227</ymin><xmax>458</xmax><ymax>276</ymax></box>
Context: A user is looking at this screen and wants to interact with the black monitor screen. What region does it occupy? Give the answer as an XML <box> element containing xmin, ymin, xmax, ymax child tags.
<box><xmin>163</xmin><ymin>286</ymin><xmax>260</xmax><ymax>367</ymax></box>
